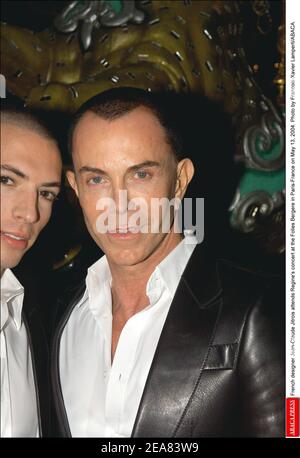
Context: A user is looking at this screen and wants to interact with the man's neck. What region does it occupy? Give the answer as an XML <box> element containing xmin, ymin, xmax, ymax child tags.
<box><xmin>108</xmin><ymin>231</ymin><xmax>183</xmax><ymax>321</ymax></box>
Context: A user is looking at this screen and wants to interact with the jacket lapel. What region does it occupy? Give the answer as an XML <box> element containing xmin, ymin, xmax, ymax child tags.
<box><xmin>23</xmin><ymin>291</ymin><xmax>51</xmax><ymax>437</ymax></box>
<box><xmin>132</xmin><ymin>242</ymin><xmax>222</xmax><ymax>437</ymax></box>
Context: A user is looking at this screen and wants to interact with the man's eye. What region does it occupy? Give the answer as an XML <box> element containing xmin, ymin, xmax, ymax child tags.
<box><xmin>0</xmin><ymin>175</ymin><xmax>14</xmax><ymax>185</ymax></box>
<box><xmin>87</xmin><ymin>176</ymin><xmax>103</xmax><ymax>185</ymax></box>
<box><xmin>135</xmin><ymin>171</ymin><xmax>150</xmax><ymax>179</ymax></box>
<box><xmin>39</xmin><ymin>190</ymin><xmax>58</xmax><ymax>202</ymax></box>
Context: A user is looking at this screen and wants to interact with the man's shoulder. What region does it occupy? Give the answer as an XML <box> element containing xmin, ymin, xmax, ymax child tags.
<box><xmin>217</xmin><ymin>257</ymin><xmax>281</xmax><ymax>287</ymax></box>
<box><xmin>52</xmin><ymin>279</ymin><xmax>87</xmax><ymax>330</ymax></box>
<box><xmin>217</xmin><ymin>257</ymin><xmax>284</xmax><ymax>298</ymax></box>
<box><xmin>194</xmin><ymin>256</ymin><xmax>284</xmax><ymax>355</ymax></box>
<box><xmin>184</xmin><ymin>242</ymin><xmax>284</xmax><ymax>314</ymax></box>
<box><xmin>12</xmin><ymin>269</ymin><xmax>46</xmax><ymax>330</ymax></box>
<box><xmin>215</xmin><ymin>256</ymin><xmax>285</xmax><ymax>327</ymax></box>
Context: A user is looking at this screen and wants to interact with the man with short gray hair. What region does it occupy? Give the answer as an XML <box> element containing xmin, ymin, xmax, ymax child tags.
<box><xmin>52</xmin><ymin>88</ymin><xmax>284</xmax><ymax>438</ymax></box>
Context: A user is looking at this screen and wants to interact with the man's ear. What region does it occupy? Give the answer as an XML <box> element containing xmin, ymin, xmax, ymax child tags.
<box><xmin>66</xmin><ymin>169</ymin><xmax>79</xmax><ymax>198</ymax></box>
<box><xmin>175</xmin><ymin>158</ymin><xmax>194</xmax><ymax>199</ymax></box>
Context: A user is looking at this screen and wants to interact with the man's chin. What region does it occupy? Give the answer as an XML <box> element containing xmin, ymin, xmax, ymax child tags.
<box><xmin>105</xmin><ymin>247</ymin><xmax>147</xmax><ymax>268</ymax></box>
<box><xmin>1</xmin><ymin>257</ymin><xmax>22</xmax><ymax>273</ymax></box>
<box><xmin>0</xmin><ymin>245</ymin><xmax>30</xmax><ymax>272</ymax></box>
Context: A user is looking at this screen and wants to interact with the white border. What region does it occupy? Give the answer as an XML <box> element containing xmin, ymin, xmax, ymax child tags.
<box><xmin>286</xmin><ymin>0</ymin><xmax>300</xmax><ymax>438</ymax></box>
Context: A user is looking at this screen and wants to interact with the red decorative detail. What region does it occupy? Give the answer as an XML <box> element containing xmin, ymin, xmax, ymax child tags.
<box><xmin>286</xmin><ymin>398</ymin><xmax>299</xmax><ymax>437</ymax></box>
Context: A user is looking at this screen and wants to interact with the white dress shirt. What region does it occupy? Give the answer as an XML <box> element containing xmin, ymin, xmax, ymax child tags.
<box><xmin>0</xmin><ymin>269</ymin><xmax>39</xmax><ymax>438</ymax></box>
<box><xmin>60</xmin><ymin>234</ymin><xmax>198</xmax><ymax>437</ymax></box>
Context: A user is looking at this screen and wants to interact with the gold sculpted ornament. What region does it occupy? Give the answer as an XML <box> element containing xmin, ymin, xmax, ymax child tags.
<box><xmin>0</xmin><ymin>1</ymin><xmax>283</xmax><ymax>163</ymax></box>
<box><xmin>1</xmin><ymin>0</ymin><xmax>262</xmax><ymax>120</ymax></box>
<box><xmin>1</xmin><ymin>1</ymin><xmax>285</xmax><ymax>250</ymax></box>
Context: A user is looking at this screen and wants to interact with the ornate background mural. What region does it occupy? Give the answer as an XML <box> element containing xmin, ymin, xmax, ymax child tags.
<box><xmin>1</xmin><ymin>1</ymin><xmax>285</xmax><ymax>300</ymax></box>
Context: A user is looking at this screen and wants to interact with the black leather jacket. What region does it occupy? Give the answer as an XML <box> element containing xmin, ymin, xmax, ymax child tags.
<box><xmin>22</xmin><ymin>288</ymin><xmax>52</xmax><ymax>437</ymax></box>
<box><xmin>51</xmin><ymin>242</ymin><xmax>285</xmax><ymax>437</ymax></box>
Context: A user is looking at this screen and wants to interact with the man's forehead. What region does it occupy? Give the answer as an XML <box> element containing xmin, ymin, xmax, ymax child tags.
<box><xmin>71</xmin><ymin>107</ymin><xmax>175</xmax><ymax>168</ymax></box>
<box><xmin>1</xmin><ymin>124</ymin><xmax>61</xmax><ymax>173</ymax></box>
<box><xmin>2</xmin><ymin>120</ymin><xmax>57</xmax><ymax>146</ymax></box>
<box><xmin>73</xmin><ymin>109</ymin><xmax>170</xmax><ymax>160</ymax></box>
<box><xmin>74</xmin><ymin>106</ymin><xmax>164</xmax><ymax>135</ymax></box>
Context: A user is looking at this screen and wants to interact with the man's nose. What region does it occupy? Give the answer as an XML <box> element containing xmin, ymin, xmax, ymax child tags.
<box><xmin>111</xmin><ymin>180</ymin><xmax>129</xmax><ymax>214</ymax></box>
<box><xmin>12</xmin><ymin>190</ymin><xmax>40</xmax><ymax>224</ymax></box>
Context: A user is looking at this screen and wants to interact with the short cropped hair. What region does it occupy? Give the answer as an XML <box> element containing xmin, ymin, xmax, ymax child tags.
<box><xmin>68</xmin><ymin>87</ymin><xmax>185</xmax><ymax>161</ymax></box>
<box><xmin>1</xmin><ymin>100</ymin><xmax>58</xmax><ymax>144</ymax></box>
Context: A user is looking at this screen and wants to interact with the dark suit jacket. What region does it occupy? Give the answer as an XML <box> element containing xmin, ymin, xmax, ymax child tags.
<box><xmin>20</xmin><ymin>282</ymin><xmax>52</xmax><ymax>437</ymax></box>
<box><xmin>51</xmin><ymin>242</ymin><xmax>285</xmax><ymax>437</ymax></box>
